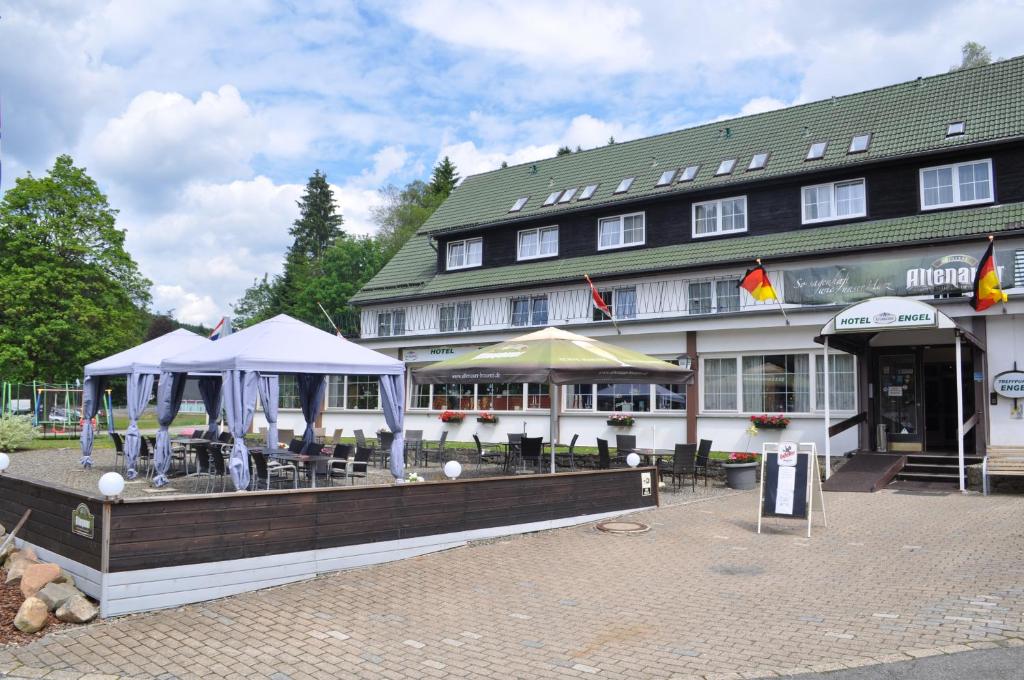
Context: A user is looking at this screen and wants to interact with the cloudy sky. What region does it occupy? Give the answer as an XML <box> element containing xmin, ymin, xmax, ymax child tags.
<box><xmin>3</xmin><ymin>1</ymin><xmax>1022</xmax><ymax>325</ymax></box>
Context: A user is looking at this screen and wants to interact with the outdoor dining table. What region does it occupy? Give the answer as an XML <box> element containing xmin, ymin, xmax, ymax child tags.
<box><xmin>270</xmin><ymin>452</ymin><xmax>334</xmax><ymax>488</ymax></box>
<box><xmin>623</xmin><ymin>448</ymin><xmax>676</xmax><ymax>466</ymax></box>
<box><xmin>491</xmin><ymin>441</ymin><xmax>552</xmax><ymax>473</ymax></box>
<box><xmin>170</xmin><ymin>437</ymin><xmax>210</xmax><ymax>476</ymax></box>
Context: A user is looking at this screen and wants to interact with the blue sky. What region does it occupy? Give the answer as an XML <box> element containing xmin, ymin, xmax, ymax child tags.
<box><xmin>2</xmin><ymin>0</ymin><xmax>1022</xmax><ymax>324</ymax></box>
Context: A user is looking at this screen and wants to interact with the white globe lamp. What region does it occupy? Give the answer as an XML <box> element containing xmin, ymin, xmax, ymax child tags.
<box><xmin>98</xmin><ymin>472</ymin><xmax>125</xmax><ymax>499</ymax></box>
<box><xmin>0</xmin><ymin>452</ymin><xmax>10</xmax><ymax>473</ymax></box>
<box><xmin>626</xmin><ymin>452</ymin><xmax>641</xmax><ymax>468</ymax></box>
<box><xmin>443</xmin><ymin>460</ymin><xmax>463</xmax><ymax>480</ymax></box>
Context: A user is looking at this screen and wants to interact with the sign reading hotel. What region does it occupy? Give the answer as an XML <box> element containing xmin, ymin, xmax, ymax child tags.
<box><xmin>832</xmin><ymin>298</ymin><xmax>937</xmax><ymax>332</ymax></box>
<box><xmin>993</xmin><ymin>370</ymin><xmax>1024</xmax><ymax>398</ymax></box>
<box><xmin>783</xmin><ymin>250</ymin><xmax>1012</xmax><ymax>305</ymax></box>
<box><xmin>403</xmin><ymin>346</ymin><xmax>482</xmax><ymax>363</ymax></box>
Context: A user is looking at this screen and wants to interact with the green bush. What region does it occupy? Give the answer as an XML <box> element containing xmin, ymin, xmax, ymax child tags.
<box><xmin>0</xmin><ymin>414</ymin><xmax>38</xmax><ymax>451</ymax></box>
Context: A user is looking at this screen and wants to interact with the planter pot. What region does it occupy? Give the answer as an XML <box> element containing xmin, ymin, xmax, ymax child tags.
<box><xmin>753</xmin><ymin>424</ymin><xmax>788</xmax><ymax>430</ymax></box>
<box><xmin>724</xmin><ymin>462</ymin><xmax>758</xmax><ymax>490</ymax></box>
<box><xmin>606</xmin><ymin>420</ymin><xmax>635</xmax><ymax>427</ymax></box>
<box><xmin>476</xmin><ymin>418</ymin><xmax>498</xmax><ymax>424</ymax></box>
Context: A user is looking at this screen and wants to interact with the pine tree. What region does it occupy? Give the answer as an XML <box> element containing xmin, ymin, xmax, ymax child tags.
<box><xmin>428</xmin><ymin>157</ymin><xmax>460</xmax><ymax>199</ymax></box>
<box><xmin>556</xmin><ymin>146</ymin><xmax>572</xmax><ymax>156</ymax></box>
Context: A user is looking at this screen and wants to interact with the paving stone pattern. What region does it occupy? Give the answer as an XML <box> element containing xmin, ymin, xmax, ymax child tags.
<box><xmin>1</xmin><ymin>489</ymin><xmax>1022</xmax><ymax>679</ymax></box>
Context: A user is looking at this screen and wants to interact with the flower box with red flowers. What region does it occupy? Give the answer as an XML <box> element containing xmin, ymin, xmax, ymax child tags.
<box><xmin>750</xmin><ymin>414</ymin><xmax>790</xmax><ymax>429</ymax></box>
<box><xmin>439</xmin><ymin>410</ymin><xmax>465</xmax><ymax>423</ymax></box>
<box><xmin>724</xmin><ymin>452</ymin><xmax>758</xmax><ymax>465</ymax></box>
<box><xmin>476</xmin><ymin>411</ymin><xmax>499</xmax><ymax>424</ymax></box>
<box><xmin>606</xmin><ymin>414</ymin><xmax>636</xmax><ymax>427</ymax></box>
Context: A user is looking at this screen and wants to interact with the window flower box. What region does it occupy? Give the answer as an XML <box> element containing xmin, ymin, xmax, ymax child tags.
<box><xmin>439</xmin><ymin>410</ymin><xmax>465</xmax><ymax>423</ymax></box>
<box><xmin>606</xmin><ymin>415</ymin><xmax>635</xmax><ymax>427</ymax></box>
<box><xmin>750</xmin><ymin>414</ymin><xmax>789</xmax><ymax>429</ymax></box>
<box><xmin>476</xmin><ymin>412</ymin><xmax>498</xmax><ymax>424</ymax></box>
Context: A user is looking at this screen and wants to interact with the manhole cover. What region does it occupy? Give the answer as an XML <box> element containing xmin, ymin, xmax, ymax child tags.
<box><xmin>596</xmin><ymin>520</ymin><xmax>650</xmax><ymax>534</ymax></box>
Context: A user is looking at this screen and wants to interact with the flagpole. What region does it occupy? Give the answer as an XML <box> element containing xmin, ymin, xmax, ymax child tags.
<box><xmin>317</xmin><ymin>301</ymin><xmax>342</xmax><ymax>336</ymax></box>
<box><xmin>991</xmin><ymin>235</ymin><xmax>1009</xmax><ymax>315</ymax></box>
<box><xmin>585</xmin><ymin>274</ymin><xmax>621</xmax><ymax>335</ymax></box>
<box><xmin>757</xmin><ymin>258</ymin><xmax>790</xmax><ymax>326</ymax></box>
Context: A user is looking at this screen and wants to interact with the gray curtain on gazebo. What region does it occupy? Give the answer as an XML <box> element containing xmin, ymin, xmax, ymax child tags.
<box><xmin>153</xmin><ymin>371</ymin><xmax>188</xmax><ymax>487</ymax></box>
<box><xmin>297</xmin><ymin>373</ymin><xmax>326</xmax><ymax>453</ymax></box>
<box><xmin>380</xmin><ymin>374</ymin><xmax>405</xmax><ymax>480</ymax></box>
<box><xmin>256</xmin><ymin>374</ymin><xmax>279</xmax><ymax>453</ymax></box>
<box><xmin>124</xmin><ymin>372</ymin><xmax>155</xmax><ymax>480</ymax></box>
<box><xmin>78</xmin><ymin>375</ymin><xmax>106</xmax><ymax>469</ymax></box>
<box><xmin>222</xmin><ymin>370</ymin><xmax>258</xmax><ymax>490</ymax></box>
<box><xmin>197</xmin><ymin>376</ymin><xmax>222</xmax><ymax>436</ymax></box>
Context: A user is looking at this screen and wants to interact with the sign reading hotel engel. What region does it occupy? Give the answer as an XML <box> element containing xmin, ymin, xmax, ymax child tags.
<box><xmin>833</xmin><ymin>298</ymin><xmax>937</xmax><ymax>332</ymax></box>
<box><xmin>993</xmin><ymin>370</ymin><xmax>1024</xmax><ymax>398</ymax></box>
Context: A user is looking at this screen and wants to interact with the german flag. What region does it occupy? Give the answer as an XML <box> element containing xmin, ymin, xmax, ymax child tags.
<box><xmin>971</xmin><ymin>238</ymin><xmax>1008</xmax><ymax>312</ymax></box>
<box><xmin>738</xmin><ymin>262</ymin><xmax>779</xmax><ymax>302</ymax></box>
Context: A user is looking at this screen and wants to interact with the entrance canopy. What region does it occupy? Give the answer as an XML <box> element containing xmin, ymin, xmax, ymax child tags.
<box><xmin>815</xmin><ymin>297</ymin><xmax>982</xmax><ymax>354</ymax></box>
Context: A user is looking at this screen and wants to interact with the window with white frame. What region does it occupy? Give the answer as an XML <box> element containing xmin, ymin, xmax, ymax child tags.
<box><xmin>919</xmin><ymin>159</ymin><xmax>992</xmax><ymax>210</ymax></box>
<box><xmin>801</xmin><ymin>179</ymin><xmax>866</xmax><ymax>223</ymax></box>
<box><xmin>542</xmin><ymin>191</ymin><xmax>562</xmax><ymax>206</ymax></box>
<box><xmin>409</xmin><ymin>382</ymin><xmax>551</xmax><ymax>411</ymax></box>
<box><xmin>656</xmin><ymin>169</ymin><xmax>677</xmax><ymax>186</ymax></box>
<box><xmin>592</xmin><ymin>287</ymin><xmax>637</xmax><ymax>321</ymax></box>
<box><xmin>446</xmin><ymin>238</ymin><xmax>482</xmax><ymax>270</ymax></box>
<box><xmin>346</xmin><ymin>375</ymin><xmax>380</xmax><ymax>410</ymax></box>
<box><xmin>614</xmin><ymin>177</ymin><xmax>635</xmax><ymax>193</ymax></box>
<box><xmin>565</xmin><ymin>383</ymin><xmax>669</xmax><ymax>413</ymax></box>
<box><xmin>716</xmin><ymin>159</ymin><xmax>736</xmax><ymax>175</ymax></box>
<box><xmin>517</xmin><ymin>226</ymin><xmax>558</xmax><ymax>260</ymax></box>
<box><xmin>692</xmin><ymin>196</ymin><xmax>747</xmax><ymax>237</ymax></box>
<box><xmin>702</xmin><ymin>358</ymin><xmax>737</xmax><ymax>411</ymax></box>
<box><xmin>509</xmin><ymin>196</ymin><xmax>529</xmax><ymax>212</ymax></box>
<box><xmin>848</xmin><ymin>133</ymin><xmax>871</xmax><ymax>153</ymax></box>
<box><xmin>656</xmin><ymin>360</ymin><xmax>686</xmax><ymax>411</ymax></box>
<box><xmin>742</xmin><ymin>354</ymin><xmax>810</xmax><ymax>413</ymax></box>
<box><xmin>558</xmin><ymin>187</ymin><xmax>577</xmax><ymax>203</ymax></box>
<box><xmin>597</xmin><ymin>384</ymin><xmax>650</xmax><ymax>412</ymax></box>
<box><xmin>806</xmin><ymin>141</ymin><xmax>827</xmax><ymax>160</ymax></box>
<box><xmin>477</xmin><ymin>383</ymin><xmax>524</xmax><ymax>410</ymax></box>
<box><xmin>679</xmin><ymin>165</ymin><xmax>699</xmax><ymax>182</ymax></box>
<box><xmin>279</xmin><ymin>374</ymin><xmax>300</xmax><ymax>409</ymax></box>
<box><xmin>747</xmin><ymin>153</ymin><xmax>768</xmax><ymax>171</ymax></box>
<box><xmin>715</xmin><ymin>280</ymin><xmax>741</xmax><ymax>312</ymax></box>
<box><xmin>567</xmin><ymin>384</ymin><xmax>594</xmax><ymax>410</ymax></box>
<box><xmin>433</xmin><ymin>383</ymin><xmax>474</xmax><ymax>410</ymax></box>
<box><xmin>598</xmin><ymin>212</ymin><xmax>645</xmax><ymax>250</ymax></box>
<box><xmin>946</xmin><ymin>121</ymin><xmax>965</xmax><ymax>137</ymax></box>
<box><xmin>688</xmin><ymin>282</ymin><xmax>712</xmax><ymax>315</ymax></box>
<box><xmin>439</xmin><ymin>302</ymin><xmax>472</xmax><ymax>332</ymax></box>
<box><xmin>376</xmin><ymin>309</ymin><xmax>405</xmax><ymax>337</ymax></box>
<box><xmin>815</xmin><ymin>353</ymin><xmax>856</xmax><ymax>411</ymax></box>
<box><xmin>510</xmin><ymin>296</ymin><xmax>548</xmax><ymax>327</ymax></box>
<box><xmin>527</xmin><ymin>383</ymin><xmax>550</xmax><ymax>409</ymax></box>
<box><xmin>410</xmin><ymin>383</ymin><xmax>431</xmax><ymax>409</ymax></box>
<box><xmin>578</xmin><ymin>184</ymin><xmax>598</xmax><ymax>200</ymax></box>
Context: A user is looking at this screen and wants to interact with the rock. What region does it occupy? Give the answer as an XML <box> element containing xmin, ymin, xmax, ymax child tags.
<box><xmin>0</xmin><ymin>541</ymin><xmax>13</xmax><ymax>563</ymax></box>
<box><xmin>55</xmin><ymin>595</ymin><xmax>98</xmax><ymax>624</ymax></box>
<box><xmin>53</xmin><ymin>569</ymin><xmax>76</xmax><ymax>588</ymax></box>
<box><xmin>36</xmin><ymin>582</ymin><xmax>81</xmax><ymax>611</ymax></box>
<box><xmin>20</xmin><ymin>546</ymin><xmax>37</xmax><ymax>562</ymax></box>
<box><xmin>14</xmin><ymin>597</ymin><xmax>49</xmax><ymax>633</ymax></box>
<box><xmin>20</xmin><ymin>562</ymin><xmax>62</xmax><ymax>598</ymax></box>
<box><xmin>4</xmin><ymin>555</ymin><xmax>35</xmax><ymax>586</ymax></box>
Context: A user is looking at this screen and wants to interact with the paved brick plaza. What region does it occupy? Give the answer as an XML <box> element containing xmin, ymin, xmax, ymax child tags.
<box><xmin>1</xmin><ymin>489</ymin><xmax>1022</xmax><ymax>679</ymax></box>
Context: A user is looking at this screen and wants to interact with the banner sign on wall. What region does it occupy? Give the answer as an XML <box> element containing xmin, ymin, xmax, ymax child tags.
<box><xmin>782</xmin><ymin>249</ymin><xmax>1014</xmax><ymax>305</ymax></box>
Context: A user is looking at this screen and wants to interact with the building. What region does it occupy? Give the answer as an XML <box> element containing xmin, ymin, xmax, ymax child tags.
<box><xmin>275</xmin><ymin>57</ymin><xmax>1024</xmax><ymax>483</ymax></box>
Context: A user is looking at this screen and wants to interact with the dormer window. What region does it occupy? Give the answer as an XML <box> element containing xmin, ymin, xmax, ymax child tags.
<box><xmin>715</xmin><ymin>159</ymin><xmax>736</xmax><ymax>175</ymax></box>
<box><xmin>446</xmin><ymin>237</ymin><xmax>482</xmax><ymax>270</ymax></box>
<box><xmin>509</xmin><ymin>196</ymin><xmax>529</xmax><ymax>212</ymax></box>
<box><xmin>558</xmin><ymin>187</ymin><xmax>577</xmax><ymax>203</ymax></box>
<box><xmin>656</xmin><ymin>169</ymin><xmax>677</xmax><ymax>186</ymax></box>
<box><xmin>678</xmin><ymin>165</ymin><xmax>699</xmax><ymax>182</ymax></box>
<box><xmin>947</xmin><ymin>121</ymin><xmax>966</xmax><ymax>137</ymax></box>
<box><xmin>542</xmin><ymin>191</ymin><xmax>562</xmax><ymax>206</ymax></box>
<box><xmin>614</xmin><ymin>177</ymin><xmax>635</xmax><ymax>194</ymax></box>
<box><xmin>747</xmin><ymin>153</ymin><xmax>768</xmax><ymax>171</ymax></box>
<box><xmin>578</xmin><ymin>184</ymin><xmax>598</xmax><ymax>200</ymax></box>
<box><xmin>806</xmin><ymin>142</ymin><xmax>827</xmax><ymax>160</ymax></box>
<box><xmin>848</xmin><ymin>134</ymin><xmax>871</xmax><ymax>154</ymax></box>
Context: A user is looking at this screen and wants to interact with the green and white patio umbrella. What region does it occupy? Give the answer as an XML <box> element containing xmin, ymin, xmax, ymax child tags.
<box><xmin>412</xmin><ymin>327</ymin><xmax>693</xmax><ymax>473</ymax></box>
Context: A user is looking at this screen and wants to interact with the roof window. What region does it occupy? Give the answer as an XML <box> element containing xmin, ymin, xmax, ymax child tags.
<box><xmin>542</xmin><ymin>191</ymin><xmax>562</xmax><ymax>206</ymax></box>
<box><xmin>747</xmin><ymin>153</ymin><xmax>768</xmax><ymax>171</ymax></box>
<box><xmin>947</xmin><ymin>121</ymin><xmax>966</xmax><ymax>137</ymax></box>
<box><xmin>656</xmin><ymin>169</ymin><xmax>677</xmax><ymax>186</ymax></box>
<box><xmin>715</xmin><ymin>159</ymin><xmax>737</xmax><ymax>176</ymax></box>
<box><xmin>509</xmin><ymin>196</ymin><xmax>529</xmax><ymax>212</ymax></box>
<box><xmin>558</xmin><ymin>187</ymin><xmax>577</xmax><ymax>203</ymax></box>
<box><xmin>678</xmin><ymin>165</ymin><xmax>699</xmax><ymax>182</ymax></box>
<box><xmin>614</xmin><ymin>177</ymin><xmax>635</xmax><ymax>194</ymax></box>
<box><xmin>848</xmin><ymin>134</ymin><xmax>871</xmax><ymax>154</ymax></box>
<box><xmin>578</xmin><ymin>184</ymin><xmax>598</xmax><ymax>200</ymax></box>
<box><xmin>806</xmin><ymin>141</ymin><xmax>827</xmax><ymax>160</ymax></box>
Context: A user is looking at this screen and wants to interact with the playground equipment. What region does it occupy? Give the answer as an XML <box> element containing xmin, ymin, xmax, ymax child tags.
<box><xmin>0</xmin><ymin>381</ymin><xmax>113</xmax><ymax>436</ymax></box>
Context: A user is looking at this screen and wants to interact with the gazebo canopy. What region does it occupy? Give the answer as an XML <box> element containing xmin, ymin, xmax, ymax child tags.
<box><xmin>412</xmin><ymin>326</ymin><xmax>692</xmax><ymax>385</ymax></box>
<box><xmin>85</xmin><ymin>328</ymin><xmax>208</xmax><ymax>376</ymax></box>
<box><xmin>161</xmin><ymin>314</ymin><xmax>403</xmax><ymax>375</ymax></box>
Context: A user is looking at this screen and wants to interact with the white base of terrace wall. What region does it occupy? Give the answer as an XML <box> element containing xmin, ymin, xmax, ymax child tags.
<box><xmin>13</xmin><ymin>538</ymin><xmax>103</xmax><ymax>601</ymax></box>
<box><xmin>92</xmin><ymin>507</ymin><xmax>640</xmax><ymax>618</ymax></box>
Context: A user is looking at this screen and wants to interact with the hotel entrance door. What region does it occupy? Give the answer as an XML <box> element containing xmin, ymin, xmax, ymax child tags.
<box><xmin>878</xmin><ymin>353</ymin><xmax>919</xmax><ymax>451</ymax></box>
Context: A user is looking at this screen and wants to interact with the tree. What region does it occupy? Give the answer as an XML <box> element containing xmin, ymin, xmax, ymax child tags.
<box><xmin>372</xmin><ymin>180</ymin><xmax>438</xmax><ymax>261</ymax></box>
<box><xmin>428</xmin><ymin>156</ymin><xmax>460</xmax><ymax>199</ymax></box>
<box><xmin>556</xmin><ymin>146</ymin><xmax>572</xmax><ymax>156</ymax></box>
<box><xmin>951</xmin><ymin>41</ymin><xmax>993</xmax><ymax>71</ymax></box>
<box><xmin>607</xmin><ymin>136</ymin><xmax>616</xmax><ymax>145</ymax></box>
<box><xmin>313</xmin><ymin>235</ymin><xmax>387</xmax><ymax>335</ymax></box>
<box><xmin>232</xmin><ymin>274</ymin><xmax>275</xmax><ymax>328</ymax></box>
<box><xmin>0</xmin><ymin>155</ymin><xmax>151</xmax><ymax>382</ymax></box>
<box><xmin>144</xmin><ymin>313</ymin><xmax>177</xmax><ymax>341</ymax></box>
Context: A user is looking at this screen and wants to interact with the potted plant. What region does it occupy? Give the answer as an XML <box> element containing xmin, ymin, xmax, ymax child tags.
<box><xmin>723</xmin><ymin>452</ymin><xmax>758</xmax><ymax>490</ymax></box>
<box><xmin>405</xmin><ymin>471</ymin><xmax>425</xmax><ymax>483</ymax></box>
<box><xmin>476</xmin><ymin>411</ymin><xmax>498</xmax><ymax>424</ymax></box>
<box><xmin>606</xmin><ymin>414</ymin><xmax>635</xmax><ymax>427</ymax></box>
<box><xmin>750</xmin><ymin>414</ymin><xmax>790</xmax><ymax>429</ymax></box>
<box><xmin>439</xmin><ymin>410</ymin><xmax>465</xmax><ymax>424</ymax></box>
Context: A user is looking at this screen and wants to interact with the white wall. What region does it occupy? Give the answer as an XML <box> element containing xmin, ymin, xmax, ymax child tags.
<box><xmin>985</xmin><ymin>313</ymin><xmax>1024</xmax><ymax>449</ymax></box>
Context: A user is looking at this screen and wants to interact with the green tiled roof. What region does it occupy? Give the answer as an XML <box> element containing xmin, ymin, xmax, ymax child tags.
<box><xmin>420</xmin><ymin>57</ymin><xmax>1024</xmax><ymax>238</ymax></box>
<box><xmin>352</xmin><ymin>202</ymin><xmax>1024</xmax><ymax>303</ymax></box>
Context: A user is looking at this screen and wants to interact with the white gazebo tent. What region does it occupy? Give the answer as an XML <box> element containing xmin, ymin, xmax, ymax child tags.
<box><xmin>160</xmin><ymin>314</ymin><xmax>406</xmax><ymax>490</ymax></box>
<box><xmin>80</xmin><ymin>329</ymin><xmax>210</xmax><ymax>478</ymax></box>
<box><xmin>816</xmin><ymin>297</ymin><xmax>983</xmax><ymax>492</ymax></box>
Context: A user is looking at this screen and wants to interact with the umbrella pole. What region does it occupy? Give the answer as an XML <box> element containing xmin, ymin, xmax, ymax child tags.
<box><xmin>549</xmin><ymin>382</ymin><xmax>559</xmax><ymax>474</ymax></box>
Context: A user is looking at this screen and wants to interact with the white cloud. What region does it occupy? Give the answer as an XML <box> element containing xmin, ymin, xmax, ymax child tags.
<box><xmin>737</xmin><ymin>97</ymin><xmax>788</xmax><ymax>116</ymax></box>
<box><xmin>152</xmin><ymin>285</ymin><xmax>219</xmax><ymax>325</ymax></box>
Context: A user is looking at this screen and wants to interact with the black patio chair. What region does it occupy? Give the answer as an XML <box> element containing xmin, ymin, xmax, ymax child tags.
<box><xmin>250</xmin><ymin>449</ymin><xmax>297</xmax><ymax>490</ymax></box>
<box><xmin>347</xmin><ymin>446</ymin><xmax>372</xmax><ymax>484</ymax></box>
<box><xmin>327</xmin><ymin>443</ymin><xmax>355</xmax><ymax>484</ymax></box>
<box><xmin>405</xmin><ymin>429</ymin><xmax>424</xmax><ymax>466</ymax></box>
<box><xmin>555</xmin><ymin>433</ymin><xmax>579</xmax><ymax>471</ymax></box>
<box><xmin>597</xmin><ymin>438</ymin><xmax>629</xmax><ymax>470</ymax></box>
<box><xmin>420</xmin><ymin>431</ymin><xmax>448</xmax><ymax>467</ymax></box>
<box><xmin>473</xmin><ymin>434</ymin><xmax>503</xmax><ymax>470</ymax></box>
<box><xmin>376</xmin><ymin>430</ymin><xmax>395</xmax><ymax>467</ymax></box>
<box><xmin>615</xmin><ymin>434</ymin><xmax>637</xmax><ymax>455</ymax></box>
<box><xmin>695</xmin><ymin>438</ymin><xmax>712</xmax><ymax>487</ymax></box>
<box><xmin>110</xmin><ymin>432</ymin><xmax>125</xmax><ymax>470</ymax></box>
<box><xmin>506</xmin><ymin>433</ymin><xmax>523</xmax><ymax>471</ymax></box>
<box><xmin>659</xmin><ymin>443</ymin><xmax>697</xmax><ymax>491</ymax></box>
<box><xmin>519</xmin><ymin>436</ymin><xmax>543</xmax><ymax>473</ymax></box>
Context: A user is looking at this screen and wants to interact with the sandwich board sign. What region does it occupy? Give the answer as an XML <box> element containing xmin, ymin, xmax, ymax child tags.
<box><xmin>757</xmin><ymin>442</ymin><xmax>827</xmax><ymax>538</ymax></box>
